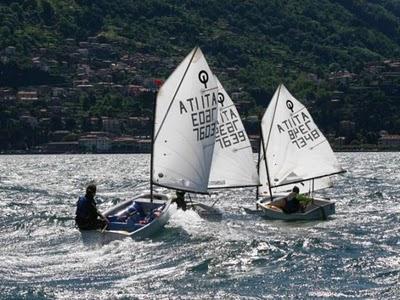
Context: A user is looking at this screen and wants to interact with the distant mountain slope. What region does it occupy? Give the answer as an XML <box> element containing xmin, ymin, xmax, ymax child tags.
<box><xmin>1</xmin><ymin>1</ymin><xmax>399</xmax><ymax>72</ymax></box>
<box><xmin>1</xmin><ymin>0</ymin><xmax>399</xmax><ymax>143</ymax></box>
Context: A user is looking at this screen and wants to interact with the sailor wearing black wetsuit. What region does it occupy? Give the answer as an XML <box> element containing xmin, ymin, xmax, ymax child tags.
<box><xmin>75</xmin><ymin>184</ymin><xmax>108</xmax><ymax>230</ymax></box>
<box><xmin>282</xmin><ymin>186</ymin><xmax>301</xmax><ymax>214</ymax></box>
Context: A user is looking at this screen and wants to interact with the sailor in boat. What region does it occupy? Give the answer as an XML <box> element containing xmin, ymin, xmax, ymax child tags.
<box><xmin>75</xmin><ymin>184</ymin><xmax>109</xmax><ymax>230</ymax></box>
<box><xmin>269</xmin><ymin>186</ymin><xmax>302</xmax><ymax>214</ymax></box>
<box><xmin>171</xmin><ymin>190</ymin><xmax>187</xmax><ymax>211</ymax></box>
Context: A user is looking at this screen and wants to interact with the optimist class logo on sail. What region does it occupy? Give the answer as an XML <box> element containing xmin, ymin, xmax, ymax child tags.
<box><xmin>277</xmin><ymin>101</ymin><xmax>322</xmax><ymax>149</ymax></box>
<box><xmin>178</xmin><ymin>70</ymin><xmax>218</xmax><ymax>141</ymax></box>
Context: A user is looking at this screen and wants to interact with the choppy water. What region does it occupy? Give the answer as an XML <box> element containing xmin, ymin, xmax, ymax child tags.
<box><xmin>0</xmin><ymin>153</ymin><xmax>399</xmax><ymax>299</ymax></box>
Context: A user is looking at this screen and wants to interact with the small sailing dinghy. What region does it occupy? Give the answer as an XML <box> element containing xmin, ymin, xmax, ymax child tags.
<box><xmin>256</xmin><ymin>84</ymin><xmax>345</xmax><ymax>220</ymax></box>
<box><xmin>187</xmin><ymin>76</ymin><xmax>259</xmax><ymax>217</ymax></box>
<box><xmin>100</xmin><ymin>47</ymin><xmax>220</xmax><ymax>237</ymax></box>
<box><xmin>100</xmin><ymin>192</ymin><xmax>173</xmax><ymax>240</ymax></box>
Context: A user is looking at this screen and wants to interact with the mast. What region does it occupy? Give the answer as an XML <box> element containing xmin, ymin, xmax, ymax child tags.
<box><xmin>260</xmin><ymin>124</ymin><xmax>273</xmax><ymax>200</ymax></box>
<box><xmin>256</xmin><ymin>137</ymin><xmax>261</xmax><ymax>200</ymax></box>
<box><xmin>260</xmin><ymin>84</ymin><xmax>282</xmax><ymax>200</ymax></box>
<box><xmin>150</xmin><ymin>89</ymin><xmax>158</xmax><ymax>203</ymax></box>
<box><xmin>311</xmin><ymin>178</ymin><xmax>315</xmax><ymax>198</ymax></box>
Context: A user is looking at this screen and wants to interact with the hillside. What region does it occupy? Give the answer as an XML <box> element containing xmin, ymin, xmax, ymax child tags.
<box><xmin>1</xmin><ymin>0</ymin><xmax>400</xmax><ymax>151</ymax></box>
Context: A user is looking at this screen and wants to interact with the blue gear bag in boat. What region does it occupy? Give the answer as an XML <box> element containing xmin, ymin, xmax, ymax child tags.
<box><xmin>127</xmin><ymin>201</ymin><xmax>146</xmax><ymax>217</ymax></box>
<box><xmin>106</xmin><ymin>201</ymin><xmax>147</xmax><ymax>231</ymax></box>
<box><xmin>108</xmin><ymin>201</ymin><xmax>146</xmax><ymax>221</ymax></box>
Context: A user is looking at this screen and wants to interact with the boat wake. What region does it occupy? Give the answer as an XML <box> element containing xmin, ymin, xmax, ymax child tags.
<box><xmin>169</xmin><ymin>208</ymin><xmax>206</xmax><ymax>236</ymax></box>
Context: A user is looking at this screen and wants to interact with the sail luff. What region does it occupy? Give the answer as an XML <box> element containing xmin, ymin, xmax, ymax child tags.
<box><xmin>154</xmin><ymin>47</ymin><xmax>198</xmax><ymax>142</ymax></box>
<box><xmin>263</xmin><ymin>84</ymin><xmax>282</xmax><ymax>153</ymax></box>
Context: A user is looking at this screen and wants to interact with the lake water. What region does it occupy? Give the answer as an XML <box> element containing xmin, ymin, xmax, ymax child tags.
<box><xmin>0</xmin><ymin>153</ymin><xmax>399</xmax><ymax>299</ymax></box>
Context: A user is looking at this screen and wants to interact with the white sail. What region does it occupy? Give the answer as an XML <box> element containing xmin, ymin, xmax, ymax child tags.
<box><xmin>259</xmin><ymin>84</ymin><xmax>344</xmax><ymax>195</ymax></box>
<box><xmin>208</xmin><ymin>77</ymin><xmax>259</xmax><ymax>189</ymax></box>
<box><xmin>152</xmin><ymin>47</ymin><xmax>219</xmax><ymax>194</ymax></box>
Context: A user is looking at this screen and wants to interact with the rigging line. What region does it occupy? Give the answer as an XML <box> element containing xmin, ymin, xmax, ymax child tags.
<box><xmin>187</xmin><ymin>193</ymin><xmax>198</xmax><ymax>213</ymax></box>
<box><xmin>210</xmin><ymin>196</ymin><xmax>220</xmax><ymax>208</ymax></box>
<box><xmin>154</xmin><ymin>47</ymin><xmax>198</xmax><ymax>142</ymax></box>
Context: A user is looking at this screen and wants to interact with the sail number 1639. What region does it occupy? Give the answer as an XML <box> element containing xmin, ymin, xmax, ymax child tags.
<box><xmin>216</xmin><ymin>120</ymin><xmax>246</xmax><ymax>148</ymax></box>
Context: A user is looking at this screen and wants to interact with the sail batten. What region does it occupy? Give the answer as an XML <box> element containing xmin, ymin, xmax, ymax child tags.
<box><xmin>154</xmin><ymin>47</ymin><xmax>198</xmax><ymax>142</ymax></box>
<box><xmin>259</xmin><ymin>84</ymin><xmax>344</xmax><ymax>196</ymax></box>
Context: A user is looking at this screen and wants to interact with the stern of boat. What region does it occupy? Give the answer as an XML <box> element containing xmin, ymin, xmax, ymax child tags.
<box><xmin>100</xmin><ymin>192</ymin><xmax>175</xmax><ymax>239</ymax></box>
<box><xmin>256</xmin><ymin>197</ymin><xmax>335</xmax><ymax>221</ymax></box>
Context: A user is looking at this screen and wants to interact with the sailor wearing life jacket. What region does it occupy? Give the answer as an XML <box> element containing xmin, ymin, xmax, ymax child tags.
<box><xmin>75</xmin><ymin>184</ymin><xmax>109</xmax><ymax>230</ymax></box>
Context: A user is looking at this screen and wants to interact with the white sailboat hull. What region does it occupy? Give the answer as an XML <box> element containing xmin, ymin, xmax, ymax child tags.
<box><xmin>256</xmin><ymin>195</ymin><xmax>335</xmax><ymax>221</ymax></box>
<box><xmin>99</xmin><ymin>192</ymin><xmax>173</xmax><ymax>239</ymax></box>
